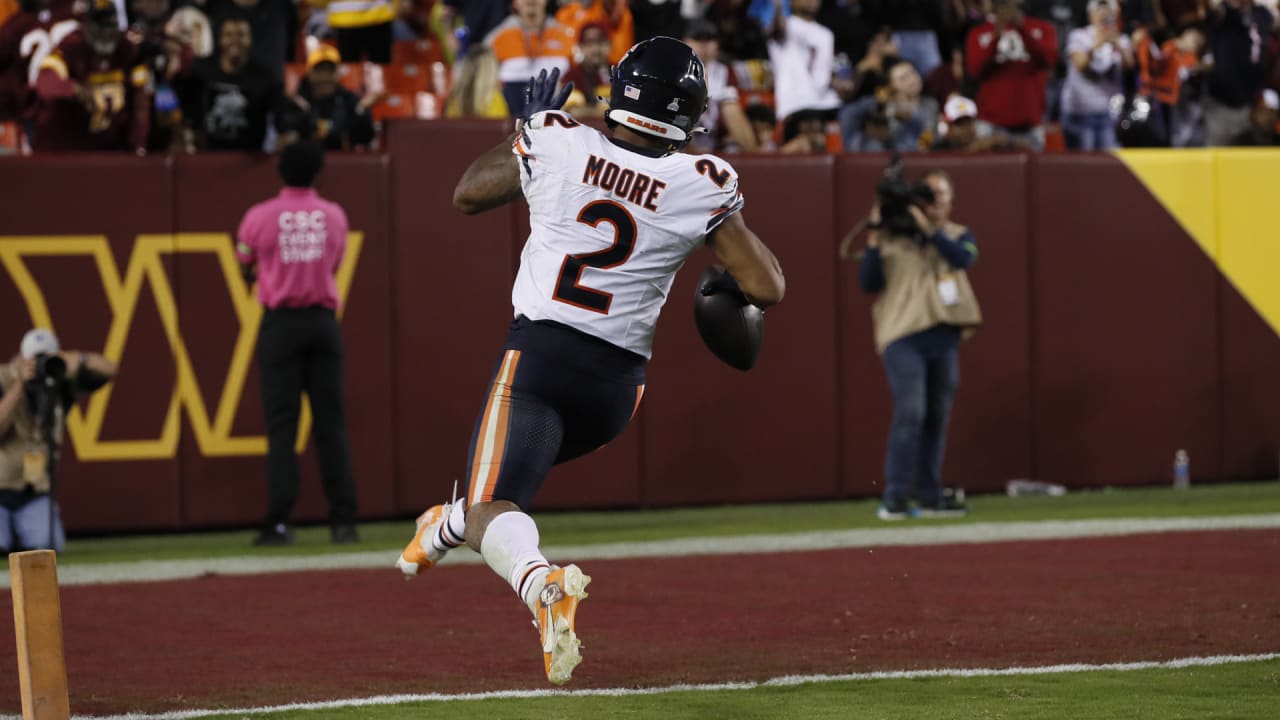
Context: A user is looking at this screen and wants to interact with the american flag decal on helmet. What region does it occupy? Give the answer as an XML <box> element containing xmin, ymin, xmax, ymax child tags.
<box><xmin>624</xmin><ymin>85</ymin><xmax>641</xmax><ymax>100</ymax></box>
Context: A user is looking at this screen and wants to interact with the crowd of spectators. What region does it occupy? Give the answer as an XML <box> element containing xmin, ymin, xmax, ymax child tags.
<box><xmin>0</xmin><ymin>0</ymin><xmax>1277</xmax><ymax>154</ymax></box>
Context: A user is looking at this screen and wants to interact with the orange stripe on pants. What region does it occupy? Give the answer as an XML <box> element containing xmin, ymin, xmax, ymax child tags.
<box><xmin>468</xmin><ymin>350</ymin><xmax>521</xmax><ymax>507</ymax></box>
<box><xmin>630</xmin><ymin>384</ymin><xmax>645</xmax><ymax>421</ymax></box>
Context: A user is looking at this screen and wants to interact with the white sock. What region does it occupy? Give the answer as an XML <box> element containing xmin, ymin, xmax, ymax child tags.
<box><xmin>430</xmin><ymin>502</ymin><xmax>467</xmax><ymax>554</ymax></box>
<box><xmin>479</xmin><ymin>511</ymin><xmax>551</xmax><ymax>615</ymax></box>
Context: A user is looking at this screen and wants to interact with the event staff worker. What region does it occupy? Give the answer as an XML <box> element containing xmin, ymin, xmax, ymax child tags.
<box><xmin>236</xmin><ymin>140</ymin><xmax>358</xmax><ymax>547</ymax></box>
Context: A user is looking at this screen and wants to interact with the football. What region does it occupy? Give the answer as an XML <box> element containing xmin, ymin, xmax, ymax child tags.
<box><xmin>693</xmin><ymin>266</ymin><xmax>765</xmax><ymax>371</ymax></box>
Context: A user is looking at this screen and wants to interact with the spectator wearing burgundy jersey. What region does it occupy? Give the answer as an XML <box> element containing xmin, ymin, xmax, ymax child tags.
<box><xmin>966</xmin><ymin>0</ymin><xmax>1058</xmax><ymax>149</ymax></box>
<box><xmin>33</xmin><ymin>0</ymin><xmax>152</xmax><ymax>152</ymax></box>
<box><xmin>1203</xmin><ymin>0</ymin><xmax>1273</xmax><ymax>146</ymax></box>
<box><xmin>181</xmin><ymin>14</ymin><xmax>285</xmax><ymax>151</ymax></box>
<box><xmin>0</xmin><ymin>0</ymin><xmax>78</xmax><ymax>122</ymax></box>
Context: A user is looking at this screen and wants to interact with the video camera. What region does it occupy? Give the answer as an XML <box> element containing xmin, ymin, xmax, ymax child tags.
<box><xmin>876</xmin><ymin>153</ymin><xmax>935</xmax><ymax>236</ymax></box>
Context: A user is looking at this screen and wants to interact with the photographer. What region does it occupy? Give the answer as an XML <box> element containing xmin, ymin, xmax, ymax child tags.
<box><xmin>840</xmin><ymin>168</ymin><xmax>981</xmax><ymax>520</ymax></box>
<box><xmin>0</xmin><ymin>329</ymin><xmax>116</xmax><ymax>553</ymax></box>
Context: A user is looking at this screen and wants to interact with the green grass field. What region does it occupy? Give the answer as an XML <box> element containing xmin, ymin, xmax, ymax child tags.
<box><xmin>194</xmin><ymin>658</ymin><xmax>1280</xmax><ymax>720</ymax></box>
<box><xmin>40</xmin><ymin>481</ymin><xmax>1280</xmax><ymax>566</ymax></box>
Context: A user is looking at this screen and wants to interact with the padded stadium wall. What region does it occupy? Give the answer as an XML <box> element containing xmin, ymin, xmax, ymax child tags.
<box><xmin>0</xmin><ymin>130</ymin><xmax>1276</xmax><ymax>532</ymax></box>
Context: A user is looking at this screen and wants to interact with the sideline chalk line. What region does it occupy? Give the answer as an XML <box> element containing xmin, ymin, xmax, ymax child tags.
<box><xmin>48</xmin><ymin>652</ymin><xmax>1280</xmax><ymax>720</ymax></box>
<box><xmin>3</xmin><ymin>512</ymin><xmax>1278</xmax><ymax>588</ymax></box>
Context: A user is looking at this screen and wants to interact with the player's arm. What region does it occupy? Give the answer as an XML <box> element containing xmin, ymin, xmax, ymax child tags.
<box><xmin>707</xmin><ymin>212</ymin><xmax>785</xmax><ymax>308</ymax></box>
<box><xmin>452</xmin><ymin>133</ymin><xmax>523</xmax><ymax>215</ymax></box>
<box><xmin>454</xmin><ymin>68</ymin><xmax>573</xmax><ymax>215</ymax></box>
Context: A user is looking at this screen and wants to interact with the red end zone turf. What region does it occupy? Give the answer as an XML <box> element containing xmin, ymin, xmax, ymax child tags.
<box><xmin>2</xmin><ymin>529</ymin><xmax>1278</xmax><ymax>715</ymax></box>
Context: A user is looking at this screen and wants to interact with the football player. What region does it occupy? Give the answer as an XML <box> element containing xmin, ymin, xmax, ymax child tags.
<box><xmin>395</xmin><ymin>36</ymin><xmax>784</xmax><ymax>685</ymax></box>
<box><xmin>32</xmin><ymin>0</ymin><xmax>150</xmax><ymax>152</ymax></box>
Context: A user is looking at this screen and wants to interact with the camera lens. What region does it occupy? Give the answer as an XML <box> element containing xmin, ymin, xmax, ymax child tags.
<box><xmin>37</xmin><ymin>354</ymin><xmax>67</xmax><ymax>383</ymax></box>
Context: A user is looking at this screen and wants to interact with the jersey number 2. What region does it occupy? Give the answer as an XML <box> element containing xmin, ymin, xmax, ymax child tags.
<box><xmin>553</xmin><ymin>200</ymin><xmax>637</xmax><ymax>315</ymax></box>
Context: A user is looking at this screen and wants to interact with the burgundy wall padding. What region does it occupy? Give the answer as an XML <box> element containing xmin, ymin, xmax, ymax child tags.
<box><xmin>0</xmin><ymin>157</ymin><xmax>181</xmax><ymax>531</ymax></box>
<box><xmin>3</xmin><ymin>142</ymin><xmax>1277</xmax><ymax>533</ymax></box>
<box><xmin>1219</xmin><ymin>283</ymin><xmax>1280</xmax><ymax>480</ymax></box>
<box><xmin>835</xmin><ymin>155</ymin><xmax>1034</xmax><ymax>500</ymax></box>
<box><xmin>171</xmin><ymin>155</ymin><xmax>395</xmax><ymax>527</ymax></box>
<box><xmin>387</xmin><ymin>120</ymin><xmax>521</xmax><ymax>513</ymax></box>
<box><xmin>641</xmin><ymin>156</ymin><xmax>841</xmax><ymax>506</ymax></box>
<box><xmin>1030</xmin><ymin>155</ymin><xmax>1221</xmax><ymax>487</ymax></box>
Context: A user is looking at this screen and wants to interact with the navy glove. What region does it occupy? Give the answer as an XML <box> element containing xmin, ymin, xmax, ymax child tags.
<box><xmin>698</xmin><ymin>266</ymin><xmax>748</xmax><ymax>304</ymax></box>
<box><xmin>521</xmin><ymin>67</ymin><xmax>574</xmax><ymax>122</ymax></box>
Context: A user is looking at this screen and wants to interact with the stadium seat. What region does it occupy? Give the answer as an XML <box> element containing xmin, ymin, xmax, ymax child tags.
<box><xmin>0</xmin><ymin>121</ymin><xmax>24</xmax><ymax>154</ymax></box>
<box><xmin>337</xmin><ymin>63</ymin><xmax>367</xmax><ymax>93</ymax></box>
<box><xmin>740</xmin><ymin>90</ymin><xmax>775</xmax><ymax>109</ymax></box>
<box><xmin>1044</xmin><ymin>123</ymin><xmax>1066</xmax><ymax>153</ymax></box>
<box><xmin>373</xmin><ymin>91</ymin><xmax>440</xmax><ymax>121</ymax></box>
<box><xmin>393</xmin><ymin>38</ymin><xmax>445</xmax><ymax>67</ymax></box>
<box><xmin>383</xmin><ymin>62</ymin><xmax>430</xmax><ymax>94</ymax></box>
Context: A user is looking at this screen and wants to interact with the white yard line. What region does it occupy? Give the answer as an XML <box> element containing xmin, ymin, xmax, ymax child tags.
<box><xmin>3</xmin><ymin>513</ymin><xmax>1278</xmax><ymax>588</ymax></box>
<box><xmin>43</xmin><ymin>652</ymin><xmax>1279</xmax><ymax>720</ymax></box>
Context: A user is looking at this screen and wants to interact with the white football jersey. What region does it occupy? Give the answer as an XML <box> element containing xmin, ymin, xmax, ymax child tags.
<box><xmin>510</xmin><ymin>110</ymin><xmax>745</xmax><ymax>359</ymax></box>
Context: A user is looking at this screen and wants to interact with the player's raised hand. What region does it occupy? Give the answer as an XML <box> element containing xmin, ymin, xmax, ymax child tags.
<box><xmin>521</xmin><ymin>67</ymin><xmax>574</xmax><ymax>122</ymax></box>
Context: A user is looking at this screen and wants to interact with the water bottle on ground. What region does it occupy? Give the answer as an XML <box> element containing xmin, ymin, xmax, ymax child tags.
<box><xmin>1006</xmin><ymin>479</ymin><xmax>1067</xmax><ymax>497</ymax></box>
<box><xmin>1173</xmin><ymin>450</ymin><xmax>1190</xmax><ymax>490</ymax></box>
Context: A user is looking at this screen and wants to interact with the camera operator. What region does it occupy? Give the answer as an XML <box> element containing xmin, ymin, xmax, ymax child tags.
<box><xmin>0</xmin><ymin>329</ymin><xmax>116</xmax><ymax>553</ymax></box>
<box><xmin>840</xmin><ymin>168</ymin><xmax>982</xmax><ymax>520</ymax></box>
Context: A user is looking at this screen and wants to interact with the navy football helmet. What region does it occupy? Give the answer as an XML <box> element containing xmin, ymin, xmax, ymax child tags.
<box><xmin>607</xmin><ymin>36</ymin><xmax>709</xmax><ymax>147</ymax></box>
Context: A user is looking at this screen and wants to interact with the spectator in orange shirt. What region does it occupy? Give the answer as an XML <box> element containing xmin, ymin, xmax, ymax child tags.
<box><xmin>562</xmin><ymin>21</ymin><xmax>611</xmax><ymax>119</ymax></box>
<box><xmin>1136</xmin><ymin>23</ymin><xmax>1206</xmax><ymax>146</ymax></box>
<box><xmin>555</xmin><ymin>0</ymin><xmax>633</xmax><ymax>65</ymax></box>
<box><xmin>485</xmin><ymin>0</ymin><xmax>574</xmax><ymax>117</ymax></box>
<box><xmin>0</xmin><ymin>0</ymin><xmax>18</xmax><ymax>27</ymax></box>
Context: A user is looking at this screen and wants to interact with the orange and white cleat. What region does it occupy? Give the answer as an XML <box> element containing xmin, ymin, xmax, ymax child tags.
<box><xmin>535</xmin><ymin>564</ymin><xmax>591</xmax><ymax>685</ymax></box>
<box><xmin>395</xmin><ymin>503</ymin><xmax>450</xmax><ymax>579</ymax></box>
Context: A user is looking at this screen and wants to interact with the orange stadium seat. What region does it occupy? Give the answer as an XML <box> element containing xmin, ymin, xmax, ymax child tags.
<box><xmin>740</xmin><ymin>90</ymin><xmax>775</xmax><ymax>109</ymax></box>
<box><xmin>0</xmin><ymin>121</ymin><xmax>24</xmax><ymax>154</ymax></box>
<box><xmin>393</xmin><ymin>38</ymin><xmax>446</xmax><ymax>67</ymax></box>
<box><xmin>383</xmin><ymin>62</ymin><xmax>430</xmax><ymax>94</ymax></box>
<box><xmin>285</xmin><ymin>62</ymin><xmax>373</xmax><ymax>95</ymax></box>
<box><xmin>1044</xmin><ymin>123</ymin><xmax>1066</xmax><ymax>153</ymax></box>
<box><xmin>373</xmin><ymin>92</ymin><xmax>440</xmax><ymax>121</ymax></box>
<box><xmin>336</xmin><ymin>63</ymin><xmax>367</xmax><ymax>93</ymax></box>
